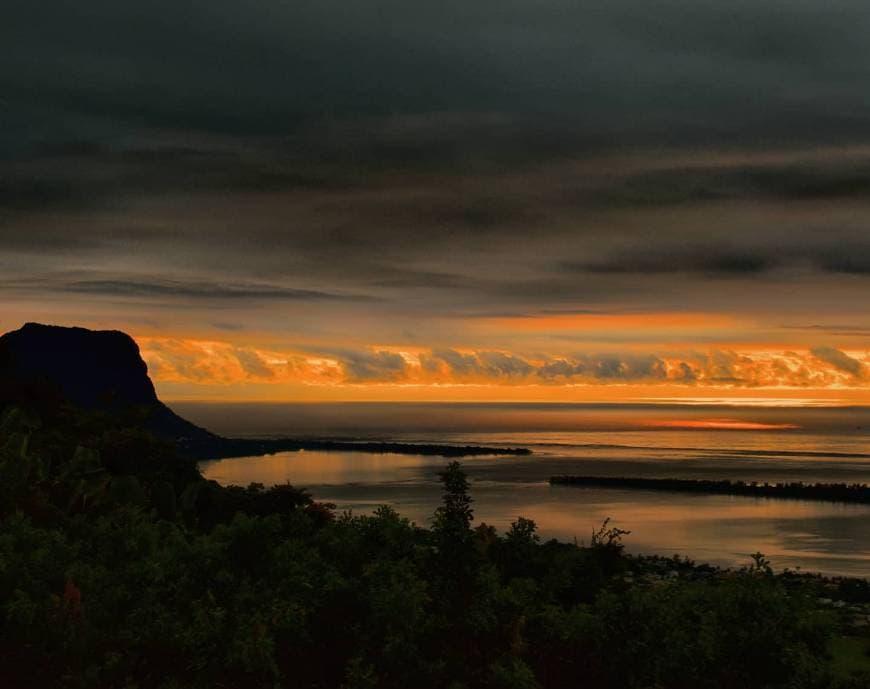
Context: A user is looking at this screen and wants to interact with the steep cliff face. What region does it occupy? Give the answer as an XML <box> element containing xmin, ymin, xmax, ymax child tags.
<box><xmin>0</xmin><ymin>323</ymin><xmax>218</xmax><ymax>453</ymax></box>
<box><xmin>0</xmin><ymin>322</ymin><xmax>159</xmax><ymax>410</ymax></box>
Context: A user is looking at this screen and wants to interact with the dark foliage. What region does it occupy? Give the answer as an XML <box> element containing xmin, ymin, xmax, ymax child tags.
<box><xmin>0</xmin><ymin>404</ymin><xmax>856</xmax><ymax>688</ymax></box>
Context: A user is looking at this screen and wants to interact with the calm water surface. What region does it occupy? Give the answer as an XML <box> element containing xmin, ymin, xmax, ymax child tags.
<box><xmin>198</xmin><ymin>423</ymin><xmax>870</xmax><ymax>577</ymax></box>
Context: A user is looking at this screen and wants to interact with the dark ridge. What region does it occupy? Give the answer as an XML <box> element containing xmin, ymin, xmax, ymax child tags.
<box><xmin>0</xmin><ymin>323</ymin><xmax>530</xmax><ymax>460</ymax></box>
<box><xmin>0</xmin><ymin>322</ymin><xmax>222</xmax><ymax>452</ymax></box>
<box><xmin>550</xmin><ymin>475</ymin><xmax>870</xmax><ymax>504</ymax></box>
<box><xmin>0</xmin><ymin>322</ymin><xmax>159</xmax><ymax>409</ymax></box>
<box><xmin>201</xmin><ymin>438</ymin><xmax>531</xmax><ymax>460</ymax></box>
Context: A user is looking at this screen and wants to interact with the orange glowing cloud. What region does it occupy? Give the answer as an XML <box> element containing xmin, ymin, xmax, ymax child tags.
<box><xmin>136</xmin><ymin>335</ymin><xmax>870</xmax><ymax>402</ymax></box>
<box><xmin>138</xmin><ymin>337</ymin><xmax>343</xmax><ymax>386</ymax></box>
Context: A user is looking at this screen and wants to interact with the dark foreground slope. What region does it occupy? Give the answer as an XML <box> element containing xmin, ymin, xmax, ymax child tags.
<box><xmin>2</xmin><ymin>401</ymin><xmax>868</xmax><ymax>689</ymax></box>
<box><xmin>0</xmin><ymin>323</ymin><xmax>528</xmax><ymax>459</ymax></box>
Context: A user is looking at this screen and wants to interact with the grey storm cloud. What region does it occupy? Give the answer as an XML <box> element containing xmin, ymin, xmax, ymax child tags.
<box><xmin>476</xmin><ymin>352</ymin><xmax>535</xmax><ymax>378</ymax></box>
<box><xmin>423</xmin><ymin>350</ymin><xmax>534</xmax><ymax>379</ymax></box>
<box><xmin>5</xmin><ymin>0</ymin><xmax>870</xmax><ymax>151</ymax></box>
<box><xmin>810</xmin><ymin>347</ymin><xmax>864</xmax><ymax>377</ymax></box>
<box><xmin>567</xmin><ymin>249</ymin><xmax>778</xmax><ymax>276</ymax></box>
<box><xmin>537</xmin><ymin>354</ymin><xmax>669</xmax><ymax>381</ymax></box>
<box><xmin>561</xmin><ymin>237</ymin><xmax>870</xmax><ymax>278</ymax></box>
<box><xmin>590</xmin><ymin>162</ymin><xmax>870</xmax><ymax>208</ymax></box>
<box><xmin>233</xmin><ymin>348</ymin><xmax>274</xmax><ymax>379</ymax></box>
<box><xmin>423</xmin><ymin>350</ymin><xmax>672</xmax><ymax>383</ymax></box>
<box><xmin>63</xmin><ymin>279</ymin><xmax>375</xmax><ymax>302</ymax></box>
<box><xmin>5</xmin><ymin>0</ymin><xmax>870</xmax><ymax>336</ymax></box>
<box><xmin>338</xmin><ymin>350</ymin><xmax>408</xmax><ymax>382</ymax></box>
<box><xmin>675</xmin><ymin>362</ymin><xmax>698</xmax><ymax>382</ymax></box>
<box><xmin>426</xmin><ymin>350</ymin><xmax>482</xmax><ymax>377</ymax></box>
<box><xmin>5</xmin><ymin>144</ymin><xmax>870</xmax><ymax>325</ymax></box>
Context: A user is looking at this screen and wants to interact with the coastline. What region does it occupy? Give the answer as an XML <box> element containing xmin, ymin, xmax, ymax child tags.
<box><xmin>186</xmin><ymin>437</ymin><xmax>533</xmax><ymax>461</ymax></box>
<box><xmin>550</xmin><ymin>475</ymin><xmax>870</xmax><ymax>504</ymax></box>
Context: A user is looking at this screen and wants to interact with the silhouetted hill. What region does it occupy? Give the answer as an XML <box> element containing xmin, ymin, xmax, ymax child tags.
<box><xmin>0</xmin><ymin>322</ymin><xmax>158</xmax><ymax>409</ymax></box>
<box><xmin>0</xmin><ymin>323</ymin><xmax>530</xmax><ymax>460</ymax></box>
<box><xmin>0</xmin><ymin>322</ymin><xmax>220</xmax><ymax>455</ymax></box>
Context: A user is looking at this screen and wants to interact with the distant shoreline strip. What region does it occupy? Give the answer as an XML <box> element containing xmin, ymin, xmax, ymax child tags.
<box><xmin>549</xmin><ymin>475</ymin><xmax>870</xmax><ymax>504</ymax></box>
<box><xmin>200</xmin><ymin>438</ymin><xmax>533</xmax><ymax>460</ymax></box>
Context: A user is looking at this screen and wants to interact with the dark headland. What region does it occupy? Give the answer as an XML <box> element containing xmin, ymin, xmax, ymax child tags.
<box><xmin>0</xmin><ymin>323</ymin><xmax>530</xmax><ymax>460</ymax></box>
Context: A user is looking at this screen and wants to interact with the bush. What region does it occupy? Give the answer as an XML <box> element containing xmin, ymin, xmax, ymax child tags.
<box><xmin>0</xmin><ymin>404</ymin><xmax>845</xmax><ymax>688</ymax></box>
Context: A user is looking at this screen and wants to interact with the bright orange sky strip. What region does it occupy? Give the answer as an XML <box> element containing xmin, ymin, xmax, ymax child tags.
<box><xmin>480</xmin><ymin>312</ymin><xmax>737</xmax><ymax>332</ymax></box>
<box><xmin>136</xmin><ymin>334</ymin><xmax>870</xmax><ymax>404</ymax></box>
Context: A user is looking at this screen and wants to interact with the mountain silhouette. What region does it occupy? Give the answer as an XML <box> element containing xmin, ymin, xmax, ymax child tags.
<box><xmin>0</xmin><ymin>322</ymin><xmax>220</xmax><ymax>455</ymax></box>
<box><xmin>0</xmin><ymin>323</ymin><xmax>530</xmax><ymax>459</ymax></box>
<box><xmin>0</xmin><ymin>322</ymin><xmax>158</xmax><ymax>409</ymax></box>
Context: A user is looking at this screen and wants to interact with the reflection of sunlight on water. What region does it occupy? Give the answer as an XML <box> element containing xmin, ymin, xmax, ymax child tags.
<box><xmin>201</xmin><ymin>450</ymin><xmax>437</xmax><ymax>487</ymax></box>
<box><xmin>442</xmin><ymin>430</ymin><xmax>870</xmax><ymax>459</ymax></box>
<box><xmin>174</xmin><ymin>402</ymin><xmax>870</xmax><ymax>445</ymax></box>
<box><xmin>201</xmin><ymin>449</ymin><xmax>870</xmax><ymax>576</ymax></box>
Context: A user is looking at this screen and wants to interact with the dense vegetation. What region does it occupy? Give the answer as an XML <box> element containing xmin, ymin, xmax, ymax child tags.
<box><xmin>1</xmin><ymin>403</ymin><xmax>868</xmax><ymax>688</ymax></box>
<box><xmin>551</xmin><ymin>475</ymin><xmax>870</xmax><ymax>504</ymax></box>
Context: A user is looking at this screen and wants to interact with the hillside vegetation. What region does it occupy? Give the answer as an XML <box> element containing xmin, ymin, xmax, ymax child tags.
<box><xmin>1</xmin><ymin>403</ymin><xmax>869</xmax><ymax>688</ymax></box>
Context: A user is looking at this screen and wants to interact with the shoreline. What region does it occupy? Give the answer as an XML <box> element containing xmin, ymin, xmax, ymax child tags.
<box><xmin>187</xmin><ymin>437</ymin><xmax>533</xmax><ymax>461</ymax></box>
<box><xmin>550</xmin><ymin>475</ymin><xmax>870</xmax><ymax>504</ymax></box>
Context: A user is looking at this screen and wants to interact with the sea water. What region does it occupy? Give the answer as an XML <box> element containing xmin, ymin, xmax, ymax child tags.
<box><xmin>180</xmin><ymin>402</ymin><xmax>870</xmax><ymax>576</ymax></box>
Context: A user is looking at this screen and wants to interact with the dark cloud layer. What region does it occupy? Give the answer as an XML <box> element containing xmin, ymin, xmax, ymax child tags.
<box><xmin>4</xmin><ymin>0</ymin><xmax>870</xmax><ymax>348</ymax></box>
<box><xmin>811</xmin><ymin>347</ymin><xmax>864</xmax><ymax>377</ymax></box>
<box><xmin>563</xmin><ymin>240</ymin><xmax>870</xmax><ymax>278</ymax></box>
<box><xmin>4</xmin><ymin>143</ymin><xmax>870</xmax><ymax>323</ymax></box>
<box><xmin>338</xmin><ymin>350</ymin><xmax>408</xmax><ymax>383</ymax></box>
<box><xmin>422</xmin><ymin>350</ymin><xmax>535</xmax><ymax>379</ymax></box>
<box><xmin>5</xmin><ymin>1</ymin><xmax>870</xmax><ymax>150</ymax></box>
<box><xmin>64</xmin><ymin>279</ymin><xmax>374</xmax><ymax>302</ymax></box>
<box><xmin>538</xmin><ymin>355</ymin><xmax>670</xmax><ymax>381</ymax></box>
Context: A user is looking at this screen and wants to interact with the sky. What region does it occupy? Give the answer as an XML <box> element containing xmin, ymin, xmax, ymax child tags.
<box><xmin>3</xmin><ymin>0</ymin><xmax>870</xmax><ymax>403</ymax></box>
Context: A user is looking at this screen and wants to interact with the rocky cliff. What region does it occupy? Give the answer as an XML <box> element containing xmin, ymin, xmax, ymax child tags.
<box><xmin>0</xmin><ymin>323</ymin><xmax>219</xmax><ymax>455</ymax></box>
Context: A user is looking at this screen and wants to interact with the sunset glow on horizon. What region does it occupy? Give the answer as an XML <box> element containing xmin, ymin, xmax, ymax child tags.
<box><xmin>129</xmin><ymin>332</ymin><xmax>870</xmax><ymax>405</ymax></box>
<box><xmin>644</xmin><ymin>419</ymin><xmax>801</xmax><ymax>431</ymax></box>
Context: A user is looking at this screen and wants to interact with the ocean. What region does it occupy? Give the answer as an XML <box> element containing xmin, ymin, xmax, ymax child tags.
<box><xmin>175</xmin><ymin>402</ymin><xmax>870</xmax><ymax>577</ymax></box>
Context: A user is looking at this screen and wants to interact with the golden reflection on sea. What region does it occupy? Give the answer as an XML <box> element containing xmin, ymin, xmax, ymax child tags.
<box><xmin>201</xmin><ymin>448</ymin><xmax>870</xmax><ymax>576</ymax></box>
